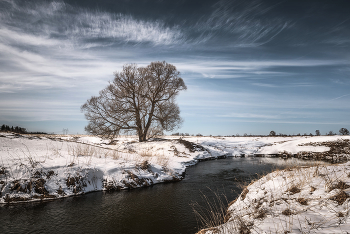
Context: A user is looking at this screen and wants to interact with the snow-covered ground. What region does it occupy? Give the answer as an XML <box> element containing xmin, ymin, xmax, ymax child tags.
<box><xmin>0</xmin><ymin>133</ymin><xmax>227</xmax><ymax>203</ymax></box>
<box><xmin>1</xmin><ymin>133</ymin><xmax>350</xmax><ymax>233</ymax></box>
<box><xmin>1</xmin><ymin>134</ymin><xmax>349</xmax><ymax>204</ymax></box>
<box><xmin>200</xmin><ymin>162</ymin><xmax>350</xmax><ymax>234</ymax></box>
<box><xmin>195</xmin><ymin>136</ymin><xmax>350</xmax><ymax>234</ymax></box>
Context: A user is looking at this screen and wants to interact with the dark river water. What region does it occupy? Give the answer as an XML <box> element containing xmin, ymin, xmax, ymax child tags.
<box><xmin>0</xmin><ymin>157</ymin><xmax>322</xmax><ymax>234</ymax></box>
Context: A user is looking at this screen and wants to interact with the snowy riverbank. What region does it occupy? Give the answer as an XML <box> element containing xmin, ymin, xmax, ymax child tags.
<box><xmin>199</xmin><ymin>162</ymin><xmax>350</xmax><ymax>234</ymax></box>
<box><xmin>197</xmin><ymin>137</ymin><xmax>350</xmax><ymax>234</ymax></box>
<box><xmin>1</xmin><ymin>133</ymin><xmax>349</xmax><ymax>206</ymax></box>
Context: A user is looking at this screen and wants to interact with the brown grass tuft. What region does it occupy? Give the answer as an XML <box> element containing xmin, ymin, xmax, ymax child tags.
<box><xmin>338</xmin><ymin>212</ymin><xmax>344</xmax><ymax>217</ymax></box>
<box><xmin>287</xmin><ymin>186</ymin><xmax>301</xmax><ymax>195</ymax></box>
<box><xmin>138</xmin><ymin>160</ymin><xmax>150</xmax><ymax>170</ymax></box>
<box><xmin>297</xmin><ymin>198</ymin><xmax>308</xmax><ymax>205</ymax></box>
<box><xmin>330</xmin><ymin>181</ymin><xmax>350</xmax><ymax>191</ymax></box>
<box><xmin>241</xmin><ymin>188</ymin><xmax>249</xmax><ymax>200</ymax></box>
<box><xmin>282</xmin><ymin>209</ymin><xmax>293</xmax><ymax>216</ymax></box>
<box><xmin>330</xmin><ymin>191</ymin><xmax>350</xmax><ymax>205</ymax></box>
<box><xmin>255</xmin><ymin>209</ymin><xmax>267</xmax><ymax>219</ymax></box>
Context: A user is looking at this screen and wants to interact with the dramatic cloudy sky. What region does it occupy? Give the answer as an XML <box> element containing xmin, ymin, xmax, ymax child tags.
<box><xmin>1</xmin><ymin>0</ymin><xmax>350</xmax><ymax>135</ymax></box>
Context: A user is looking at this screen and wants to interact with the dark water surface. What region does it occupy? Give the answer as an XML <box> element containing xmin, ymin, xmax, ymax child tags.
<box><xmin>0</xmin><ymin>157</ymin><xmax>321</xmax><ymax>234</ymax></box>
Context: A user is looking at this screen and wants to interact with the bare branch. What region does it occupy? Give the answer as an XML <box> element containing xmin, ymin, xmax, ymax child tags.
<box><xmin>81</xmin><ymin>61</ymin><xmax>186</xmax><ymax>142</ymax></box>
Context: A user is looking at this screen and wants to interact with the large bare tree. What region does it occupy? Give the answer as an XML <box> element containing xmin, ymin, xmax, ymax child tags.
<box><xmin>81</xmin><ymin>61</ymin><xmax>187</xmax><ymax>142</ymax></box>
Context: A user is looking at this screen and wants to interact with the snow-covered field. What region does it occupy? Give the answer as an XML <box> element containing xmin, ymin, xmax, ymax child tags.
<box><xmin>1</xmin><ymin>133</ymin><xmax>350</xmax><ymax>233</ymax></box>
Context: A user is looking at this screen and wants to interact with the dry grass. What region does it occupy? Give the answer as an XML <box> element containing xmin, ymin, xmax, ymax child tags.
<box><xmin>287</xmin><ymin>186</ymin><xmax>301</xmax><ymax>195</ymax></box>
<box><xmin>138</xmin><ymin>160</ymin><xmax>150</xmax><ymax>170</ymax></box>
<box><xmin>139</xmin><ymin>147</ymin><xmax>154</xmax><ymax>157</ymax></box>
<box><xmin>330</xmin><ymin>191</ymin><xmax>350</xmax><ymax>205</ymax></box>
<box><xmin>297</xmin><ymin>197</ymin><xmax>308</xmax><ymax>205</ymax></box>
<box><xmin>191</xmin><ymin>189</ymin><xmax>230</xmax><ymax>231</ymax></box>
<box><xmin>240</xmin><ymin>188</ymin><xmax>249</xmax><ymax>200</ymax></box>
<box><xmin>68</xmin><ymin>143</ymin><xmax>111</xmax><ymax>158</ymax></box>
<box><xmin>282</xmin><ymin>208</ymin><xmax>293</xmax><ymax>216</ymax></box>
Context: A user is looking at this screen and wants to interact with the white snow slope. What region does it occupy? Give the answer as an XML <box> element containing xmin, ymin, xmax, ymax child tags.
<box><xmin>200</xmin><ymin>162</ymin><xmax>350</xmax><ymax>234</ymax></box>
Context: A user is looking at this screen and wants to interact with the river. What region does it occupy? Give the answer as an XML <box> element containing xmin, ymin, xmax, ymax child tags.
<box><xmin>0</xmin><ymin>157</ymin><xmax>323</xmax><ymax>234</ymax></box>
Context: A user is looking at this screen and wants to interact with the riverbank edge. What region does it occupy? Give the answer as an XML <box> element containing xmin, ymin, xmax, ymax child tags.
<box><xmin>1</xmin><ymin>135</ymin><xmax>348</xmax><ymax>205</ymax></box>
<box><xmin>1</xmin><ymin>133</ymin><xmax>236</xmax><ymax>204</ymax></box>
<box><xmin>197</xmin><ymin>159</ymin><xmax>350</xmax><ymax>234</ymax></box>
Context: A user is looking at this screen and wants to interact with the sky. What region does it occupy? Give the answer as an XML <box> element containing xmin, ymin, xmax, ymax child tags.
<box><xmin>0</xmin><ymin>0</ymin><xmax>350</xmax><ymax>136</ymax></box>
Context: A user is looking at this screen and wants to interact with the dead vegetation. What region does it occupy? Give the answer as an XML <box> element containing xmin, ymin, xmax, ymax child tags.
<box><xmin>199</xmin><ymin>161</ymin><xmax>350</xmax><ymax>234</ymax></box>
<box><xmin>287</xmin><ymin>186</ymin><xmax>301</xmax><ymax>195</ymax></box>
<box><xmin>34</xmin><ymin>178</ymin><xmax>48</xmax><ymax>195</ymax></box>
<box><xmin>138</xmin><ymin>160</ymin><xmax>150</xmax><ymax>170</ymax></box>
<box><xmin>330</xmin><ymin>191</ymin><xmax>350</xmax><ymax>205</ymax></box>
<box><xmin>177</xmin><ymin>138</ymin><xmax>207</xmax><ymax>153</ymax></box>
<box><xmin>329</xmin><ymin>181</ymin><xmax>350</xmax><ymax>191</ymax></box>
<box><xmin>0</xmin><ymin>166</ymin><xmax>6</xmax><ymax>175</ymax></box>
<box><xmin>282</xmin><ymin>208</ymin><xmax>293</xmax><ymax>216</ymax></box>
<box><xmin>240</xmin><ymin>188</ymin><xmax>249</xmax><ymax>200</ymax></box>
<box><xmin>297</xmin><ymin>197</ymin><xmax>308</xmax><ymax>205</ymax></box>
<box><xmin>192</xmin><ymin>190</ymin><xmax>230</xmax><ymax>232</ymax></box>
<box><xmin>263</xmin><ymin>139</ymin><xmax>350</xmax><ymax>163</ymax></box>
<box><xmin>294</xmin><ymin>139</ymin><xmax>350</xmax><ymax>163</ymax></box>
<box><xmin>255</xmin><ymin>209</ymin><xmax>267</xmax><ymax>219</ymax></box>
<box><xmin>122</xmin><ymin>170</ymin><xmax>153</xmax><ymax>189</ymax></box>
<box><xmin>66</xmin><ymin>175</ymin><xmax>87</xmax><ymax>194</ymax></box>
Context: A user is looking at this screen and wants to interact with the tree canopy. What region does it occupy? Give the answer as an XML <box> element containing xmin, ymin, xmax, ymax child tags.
<box><xmin>81</xmin><ymin>61</ymin><xmax>187</xmax><ymax>142</ymax></box>
<box><xmin>339</xmin><ymin>128</ymin><xmax>349</xmax><ymax>135</ymax></box>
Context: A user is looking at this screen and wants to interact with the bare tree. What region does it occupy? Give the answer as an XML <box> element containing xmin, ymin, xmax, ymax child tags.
<box><xmin>339</xmin><ymin>128</ymin><xmax>349</xmax><ymax>135</ymax></box>
<box><xmin>315</xmin><ymin>130</ymin><xmax>320</xmax><ymax>136</ymax></box>
<box><xmin>81</xmin><ymin>61</ymin><xmax>187</xmax><ymax>142</ymax></box>
<box><xmin>269</xmin><ymin>131</ymin><xmax>276</xmax><ymax>136</ymax></box>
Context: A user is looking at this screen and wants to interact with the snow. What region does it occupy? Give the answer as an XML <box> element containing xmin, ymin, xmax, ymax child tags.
<box><xmin>1</xmin><ymin>133</ymin><xmax>350</xmax><ymax>233</ymax></box>
<box><xmin>201</xmin><ymin>162</ymin><xmax>350</xmax><ymax>233</ymax></box>
<box><xmin>256</xmin><ymin>136</ymin><xmax>350</xmax><ymax>155</ymax></box>
<box><xmin>0</xmin><ymin>133</ymin><xmax>213</xmax><ymax>203</ymax></box>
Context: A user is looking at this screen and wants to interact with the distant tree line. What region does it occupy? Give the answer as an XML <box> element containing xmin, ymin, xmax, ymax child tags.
<box><xmin>1</xmin><ymin>124</ymin><xmax>27</xmax><ymax>134</ymax></box>
<box><xmin>171</xmin><ymin>128</ymin><xmax>350</xmax><ymax>137</ymax></box>
<box><xmin>0</xmin><ymin>124</ymin><xmax>47</xmax><ymax>134</ymax></box>
<box><xmin>266</xmin><ymin>128</ymin><xmax>349</xmax><ymax>137</ymax></box>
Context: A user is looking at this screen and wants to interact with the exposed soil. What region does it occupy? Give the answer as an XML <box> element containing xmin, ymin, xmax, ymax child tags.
<box><xmin>177</xmin><ymin>139</ymin><xmax>207</xmax><ymax>153</ymax></box>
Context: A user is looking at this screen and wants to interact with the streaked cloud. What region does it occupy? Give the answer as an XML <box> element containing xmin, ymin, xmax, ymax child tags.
<box><xmin>192</xmin><ymin>0</ymin><xmax>290</xmax><ymax>46</ymax></box>
<box><xmin>217</xmin><ymin>113</ymin><xmax>279</xmax><ymax>119</ymax></box>
<box><xmin>0</xmin><ymin>0</ymin><xmax>349</xmax><ymax>135</ymax></box>
<box><xmin>0</xmin><ymin>0</ymin><xmax>184</xmax><ymax>47</ymax></box>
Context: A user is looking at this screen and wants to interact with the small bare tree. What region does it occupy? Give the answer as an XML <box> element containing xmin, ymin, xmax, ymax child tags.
<box><xmin>81</xmin><ymin>61</ymin><xmax>187</xmax><ymax>142</ymax></box>
<box><xmin>339</xmin><ymin>128</ymin><xmax>349</xmax><ymax>135</ymax></box>
<box><xmin>315</xmin><ymin>130</ymin><xmax>320</xmax><ymax>136</ymax></box>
